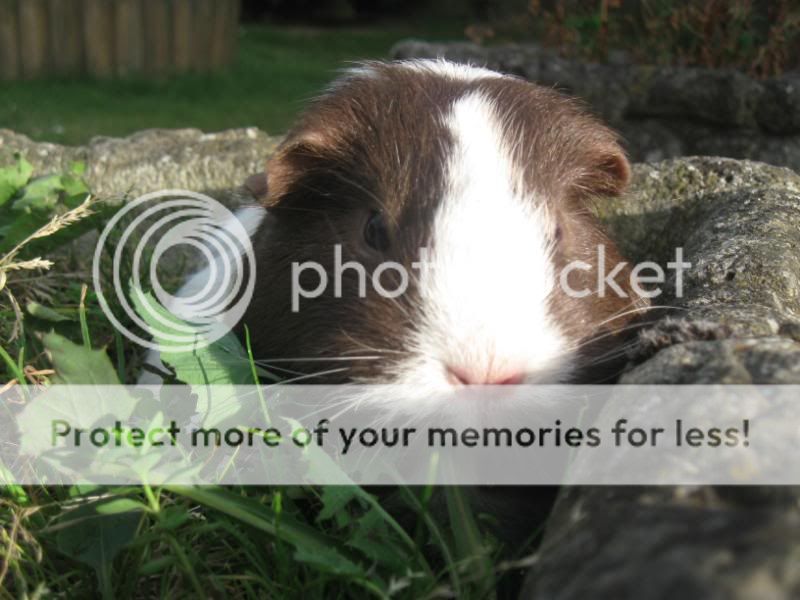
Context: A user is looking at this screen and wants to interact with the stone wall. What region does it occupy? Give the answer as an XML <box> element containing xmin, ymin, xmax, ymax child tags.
<box><xmin>391</xmin><ymin>40</ymin><xmax>800</xmax><ymax>170</ymax></box>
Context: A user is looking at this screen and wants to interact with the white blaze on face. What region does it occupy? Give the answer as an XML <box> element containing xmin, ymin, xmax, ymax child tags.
<box><xmin>394</xmin><ymin>91</ymin><xmax>575</xmax><ymax>394</ymax></box>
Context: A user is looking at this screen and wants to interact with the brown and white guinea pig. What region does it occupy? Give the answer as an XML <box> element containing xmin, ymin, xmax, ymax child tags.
<box><xmin>154</xmin><ymin>60</ymin><xmax>648</xmax><ymax>398</ymax></box>
<box><xmin>236</xmin><ymin>59</ymin><xmax>649</xmax><ymax>390</ymax></box>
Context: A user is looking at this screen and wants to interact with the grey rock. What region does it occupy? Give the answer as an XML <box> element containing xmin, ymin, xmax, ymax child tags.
<box><xmin>616</xmin><ymin>120</ymin><xmax>686</xmax><ymax>163</ymax></box>
<box><xmin>522</xmin><ymin>157</ymin><xmax>800</xmax><ymax>599</ymax></box>
<box><xmin>0</xmin><ymin>127</ymin><xmax>281</xmax><ymax>202</ymax></box>
<box><xmin>757</xmin><ymin>75</ymin><xmax>800</xmax><ymax>134</ymax></box>
<box><xmin>622</xmin><ymin>337</ymin><xmax>800</xmax><ymax>384</ymax></box>
<box><xmin>625</xmin><ymin>67</ymin><xmax>764</xmax><ymax>128</ymax></box>
<box><xmin>522</xmin><ymin>486</ymin><xmax>800</xmax><ymax>600</ymax></box>
<box><xmin>390</xmin><ymin>40</ymin><xmax>800</xmax><ymax>171</ymax></box>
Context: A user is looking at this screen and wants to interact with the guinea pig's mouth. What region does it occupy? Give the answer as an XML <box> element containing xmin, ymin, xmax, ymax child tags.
<box><xmin>444</xmin><ymin>365</ymin><xmax>525</xmax><ymax>386</ymax></box>
<box><xmin>373</xmin><ymin>352</ymin><xmax>577</xmax><ymax>392</ymax></box>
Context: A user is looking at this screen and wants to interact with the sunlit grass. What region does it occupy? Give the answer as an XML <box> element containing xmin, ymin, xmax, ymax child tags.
<box><xmin>0</xmin><ymin>21</ymin><xmax>465</xmax><ymax>145</ymax></box>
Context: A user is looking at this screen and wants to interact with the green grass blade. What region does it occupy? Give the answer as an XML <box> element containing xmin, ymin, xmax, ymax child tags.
<box><xmin>445</xmin><ymin>486</ymin><xmax>496</xmax><ymax>599</ymax></box>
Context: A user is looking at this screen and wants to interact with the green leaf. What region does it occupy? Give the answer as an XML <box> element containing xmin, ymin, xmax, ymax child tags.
<box><xmin>26</xmin><ymin>301</ymin><xmax>74</xmax><ymax>323</ymax></box>
<box><xmin>0</xmin><ymin>210</ymin><xmax>49</xmax><ymax>254</ymax></box>
<box><xmin>54</xmin><ymin>498</ymin><xmax>142</xmax><ymax>589</ymax></box>
<box><xmin>131</xmin><ymin>288</ymin><xmax>253</xmax><ymax>386</ymax></box>
<box><xmin>95</xmin><ymin>498</ymin><xmax>149</xmax><ymax>515</ymax></box>
<box><xmin>166</xmin><ymin>485</ymin><xmax>365</xmax><ymax>577</ymax></box>
<box><xmin>43</xmin><ymin>332</ymin><xmax>120</xmax><ymax>385</ymax></box>
<box><xmin>70</xmin><ymin>161</ymin><xmax>87</xmax><ymax>176</ymax></box>
<box><xmin>12</xmin><ymin>174</ymin><xmax>64</xmax><ymax>212</ymax></box>
<box><xmin>157</xmin><ymin>506</ymin><xmax>192</xmax><ymax>531</ymax></box>
<box><xmin>60</xmin><ymin>173</ymin><xmax>89</xmax><ymax>205</ymax></box>
<box><xmin>317</xmin><ymin>486</ymin><xmax>360</xmax><ymax>523</ymax></box>
<box><xmin>18</xmin><ymin>335</ymin><xmax>136</xmax><ymax>458</ymax></box>
<box><xmin>445</xmin><ymin>487</ymin><xmax>494</xmax><ymax>594</ymax></box>
<box><xmin>293</xmin><ymin>544</ymin><xmax>365</xmax><ymax>577</ymax></box>
<box><xmin>0</xmin><ymin>154</ymin><xmax>33</xmax><ymax>207</ymax></box>
<box><xmin>9</xmin><ymin>201</ymin><xmax>113</xmax><ymax>259</ymax></box>
<box><xmin>348</xmin><ymin>509</ymin><xmax>408</xmax><ymax>572</ymax></box>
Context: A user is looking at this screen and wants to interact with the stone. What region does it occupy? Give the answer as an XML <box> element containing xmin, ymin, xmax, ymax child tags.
<box><xmin>625</xmin><ymin>67</ymin><xmax>764</xmax><ymax>128</ymax></box>
<box><xmin>0</xmin><ymin>127</ymin><xmax>281</xmax><ymax>202</ymax></box>
<box><xmin>757</xmin><ymin>75</ymin><xmax>800</xmax><ymax>134</ymax></box>
<box><xmin>521</xmin><ymin>157</ymin><xmax>800</xmax><ymax>599</ymax></box>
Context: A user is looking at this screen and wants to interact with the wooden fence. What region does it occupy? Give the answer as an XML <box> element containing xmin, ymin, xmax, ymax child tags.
<box><xmin>0</xmin><ymin>0</ymin><xmax>240</xmax><ymax>80</ymax></box>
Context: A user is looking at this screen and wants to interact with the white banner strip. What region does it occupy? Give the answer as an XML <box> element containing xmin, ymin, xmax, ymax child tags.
<box><xmin>1</xmin><ymin>385</ymin><xmax>795</xmax><ymax>485</ymax></box>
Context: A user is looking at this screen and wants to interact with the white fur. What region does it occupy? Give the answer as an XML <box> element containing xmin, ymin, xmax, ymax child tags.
<box><xmin>343</xmin><ymin>58</ymin><xmax>505</xmax><ymax>85</ymax></box>
<box><xmin>394</xmin><ymin>58</ymin><xmax>506</xmax><ymax>82</ymax></box>
<box><xmin>387</xmin><ymin>92</ymin><xmax>574</xmax><ymax>408</ymax></box>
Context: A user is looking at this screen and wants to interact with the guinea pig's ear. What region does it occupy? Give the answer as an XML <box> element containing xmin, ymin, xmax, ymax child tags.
<box><xmin>244</xmin><ymin>172</ymin><xmax>268</xmax><ymax>202</ymax></box>
<box><xmin>577</xmin><ymin>137</ymin><xmax>631</xmax><ymax>198</ymax></box>
<box><xmin>260</xmin><ymin>133</ymin><xmax>330</xmax><ymax>207</ymax></box>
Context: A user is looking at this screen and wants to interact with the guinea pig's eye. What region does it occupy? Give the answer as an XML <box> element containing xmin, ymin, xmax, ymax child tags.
<box><xmin>364</xmin><ymin>211</ymin><xmax>390</xmax><ymax>252</ymax></box>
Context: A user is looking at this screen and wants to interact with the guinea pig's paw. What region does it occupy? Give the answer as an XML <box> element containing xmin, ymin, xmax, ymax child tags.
<box><xmin>630</xmin><ymin>317</ymin><xmax>733</xmax><ymax>362</ymax></box>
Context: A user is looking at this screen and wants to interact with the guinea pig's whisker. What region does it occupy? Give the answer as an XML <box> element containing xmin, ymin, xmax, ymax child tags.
<box><xmin>590</xmin><ymin>303</ymin><xmax>676</xmax><ymax>331</ymax></box>
<box><xmin>253</xmin><ymin>356</ymin><xmax>381</xmax><ymax>363</ymax></box>
<box><xmin>339</xmin><ymin>331</ymin><xmax>409</xmax><ymax>357</ymax></box>
<box><xmin>254</xmin><ymin>364</ymin><xmax>308</xmax><ymax>377</ymax></box>
<box><xmin>563</xmin><ymin>317</ymin><xmax>664</xmax><ymax>355</ymax></box>
<box><xmin>557</xmin><ymin>320</ymin><xmax>660</xmax><ymax>361</ymax></box>
<box><xmin>570</xmin><ymin>340</ymin><xmax>640</xmax><ymax>368</ymax></box>
<box><xmin>340</xmin><ymin>346</ymin><xmax>401</xmax><ymax>356</ymax></box>
<box><xmin>274</xmin><ymin>367</ymin><xmax>351</xmax><ymax>385</ymax></box>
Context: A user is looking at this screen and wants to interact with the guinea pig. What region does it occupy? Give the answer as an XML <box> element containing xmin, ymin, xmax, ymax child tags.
<box><xmin>236</xmin><ymin>60</ymin><xmax>648</xmax><ymax>393</ymax></box>
<box><xmin>144</xmin><ymin>59</ymin><xmax>649</xmax><ymax>405</ymax></box>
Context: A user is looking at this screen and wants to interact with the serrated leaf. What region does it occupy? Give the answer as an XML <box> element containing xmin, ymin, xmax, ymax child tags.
<box><xmin>317</xmin><ymin>486</ymin><xmax>360</xmax><ymax>523</ymax></box>
<box><xmin>54</xmin><ymin>498</ymin><xmax>142</xmax><ymax>586</ymax></box>
<box><xmin>347</xmin><ymin>508</ymin><xmax>409</xmax><ymax>572</ymax></box>
<box><xmin>43</xmin><ymin>332</ymin><xmax>120</xmax><ymax>385</ymax></box>
<box><xmin>131</xmin><ymin>288</ymin><xmax>252</xmax><ymax>386</ymax></box>
<box><xmin>0</xmin><ymin>154</ymin><xmax>33</xmax><ymax>206</ymax></box>
<box><xmin>18</xmin><ymin>334</ymin><xmax>135</xmax><ymax>457</ymax></box>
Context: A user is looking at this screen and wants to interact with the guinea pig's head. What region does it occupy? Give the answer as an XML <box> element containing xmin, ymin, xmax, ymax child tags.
<box><xmin>242</xmin><ymin>60</ymin><xmax>648</xmax><ymax>399</ymax></box>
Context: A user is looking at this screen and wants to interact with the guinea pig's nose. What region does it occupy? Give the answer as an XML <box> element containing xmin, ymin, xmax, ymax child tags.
<box><xmin>446</xmin><ymin>366</ymin><xmax>524</xmax><ymax>386</ymax></box>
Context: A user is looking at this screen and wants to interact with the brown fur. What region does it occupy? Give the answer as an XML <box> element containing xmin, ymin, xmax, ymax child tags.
<box><xmin>240</xmin><ymin>62</ymin><xmax>647</xmax><ymax>383</ymax></box>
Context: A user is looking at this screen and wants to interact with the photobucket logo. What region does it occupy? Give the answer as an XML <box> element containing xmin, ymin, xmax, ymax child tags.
<box><xmin>92</xmin><ymin>190</ymin><xmax>255</xmax><ymax>352</ymax></box>
<box><xmin>292</xmin><ymin>246</ymin><xmax>432</xmax><ymax>312</ymax></box>
<box><xmin>291</xmin><ymin>245</ymin><xmax>691</xmax><ymax>311</ymax></box>
<box><xmin>559</xmin><ymin>246</ymin><xmax>690</xmax><ymax>300</ymax></box>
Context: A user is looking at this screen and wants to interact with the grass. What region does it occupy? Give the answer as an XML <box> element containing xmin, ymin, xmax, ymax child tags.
<box><xmin>0</xmin><ymin>21</ymin><xmax>466</xmax><ymax>146</ymax></box>
<box><xmin>0</xmin><ymin>21</ymin><xmax>550</xmax><ymax>599</ymax></box>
